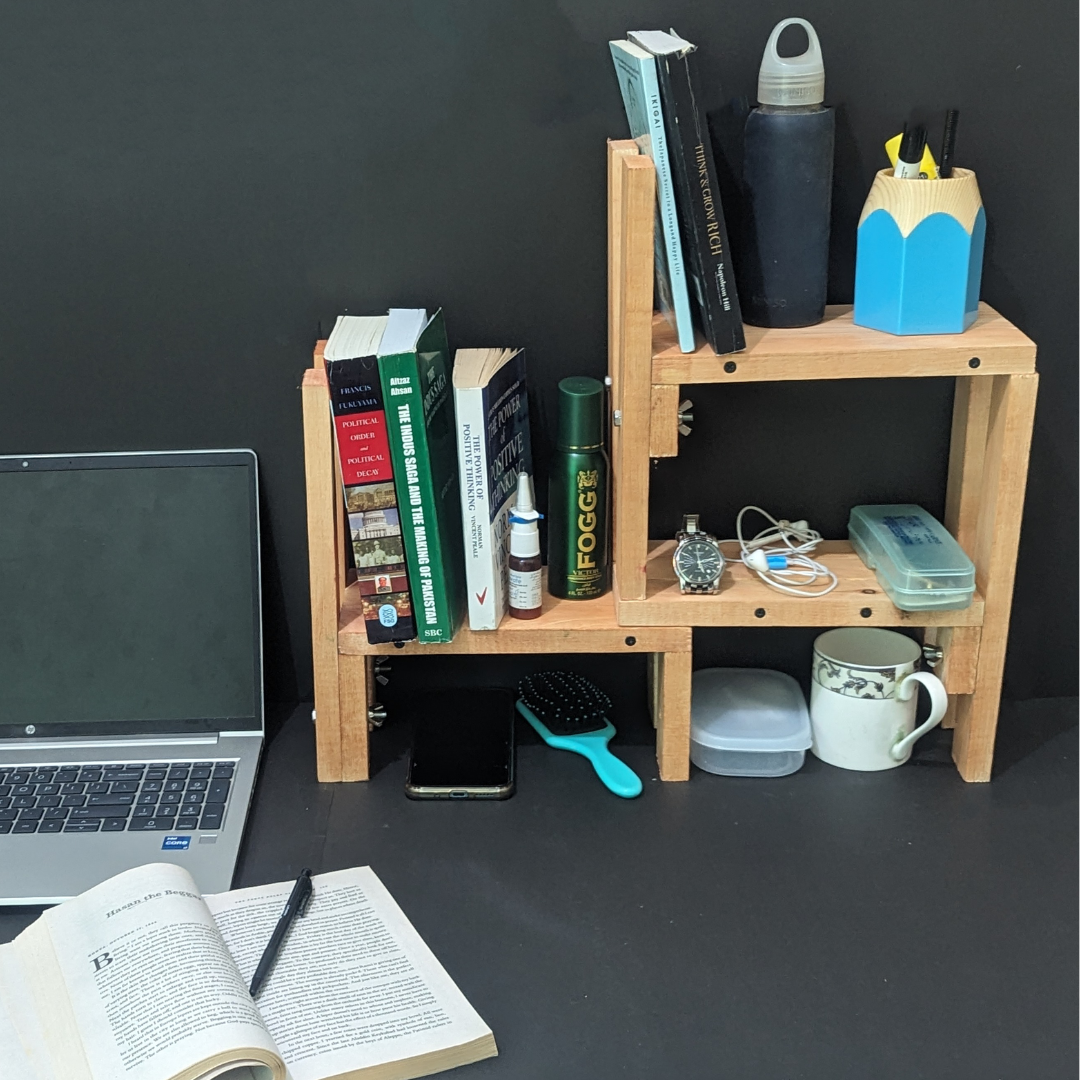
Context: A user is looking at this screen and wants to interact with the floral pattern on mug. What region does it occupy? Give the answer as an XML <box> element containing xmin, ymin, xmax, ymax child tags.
<box><xmin>812</xmin><ymin>655</ymin><xmax>917</xmax><ymax>699</ymax></box>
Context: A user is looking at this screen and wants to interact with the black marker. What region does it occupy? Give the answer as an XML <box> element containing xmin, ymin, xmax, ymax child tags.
<box><xmin>893</xmin><ymin>124</ymin><xmax>927</xmax><ymax>179</ymax></box>
<box><xmin>939</xmin><ymin>109</ymin><xmax>960</xmax><ymax>178</ymax></box>
<box><xmin>249</xmin><ymin>869</ymin><xmax>313</xmax><ymax>998</ymax></box>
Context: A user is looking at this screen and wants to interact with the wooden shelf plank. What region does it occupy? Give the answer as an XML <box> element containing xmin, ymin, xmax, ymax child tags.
<box><xmin>652</xmin><ymin>303</ymin><xmax>1036</xmax><ymax>385</ymax></box>
<box><xmin>339</xmin><ymin>571</ymin><xmax>691</xmax><ymax>656</ymax></box>
<box><xmin>616</xmin><ymin>541</ymin><xmax>985</xmax><ymax>628</ymax></box>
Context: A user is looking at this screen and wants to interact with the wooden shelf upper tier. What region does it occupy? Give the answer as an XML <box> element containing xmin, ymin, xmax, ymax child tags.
<box><xmin>615</xmin><ymin>541</ymin><xmax>985</xmax><ymax>629</ymax></box>
<box><xmin>651</xmin><ymin>303</ymin><xmax>1036</xmax><ymax>385</ymax></box>
<box><xmin>338</xmin><ymin>572</ymin><xmax>691</xmax><ymax>656</ymax></box>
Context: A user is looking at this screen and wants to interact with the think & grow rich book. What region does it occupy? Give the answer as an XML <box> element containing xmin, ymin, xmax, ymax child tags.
<box><xmin>452</xmin><ymin>347</ymin><xmax>532</xmax><ymax>630</ymax></box>
<box><xmin>0</xmin><ymin>862</ymin><xmax>496</xmax><ymax>1080</ymax></box>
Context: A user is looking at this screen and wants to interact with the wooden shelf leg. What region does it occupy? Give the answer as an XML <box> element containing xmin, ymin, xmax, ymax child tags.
<box><xmin>612</xmin><ymin>151</ymin><xmax>655</xmax><ymax>604</ymax></box>
<box><xmin>338</xmin><ymin>655</ymin><xmax>371</xmax><ymax>782</ymax></box>
<box><xmin>951</xmin><ymin>372</ymin><xmax>1038</xmax><ymax>781</ymax></box>
<box><xmin>655</xmin><ymin>651</ymin><xmax>692</xmax><ymax>781</ymax></box>
<box><xmin>303</xmin><ymin>370</ymin><xmax>346</xmax><ymax>783</ymax></box>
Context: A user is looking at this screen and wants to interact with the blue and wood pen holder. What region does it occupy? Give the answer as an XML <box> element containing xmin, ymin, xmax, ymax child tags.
<box><xmin>854</xmin><ymin>168</ymin><xmax>985</xmax><ymax>335</ymax></box>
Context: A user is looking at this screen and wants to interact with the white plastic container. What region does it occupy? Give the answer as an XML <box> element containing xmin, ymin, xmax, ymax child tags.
<box><xmin>690</xmin><ymin>668</ymin><xmax>812</xmax><ymax>777</ymax></box>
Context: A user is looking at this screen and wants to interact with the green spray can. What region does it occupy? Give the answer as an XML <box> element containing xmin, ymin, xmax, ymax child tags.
<box><xmin>547</xmin><ymin>376</ymin><xmax>610</xmax><ymax>599</ymax></box>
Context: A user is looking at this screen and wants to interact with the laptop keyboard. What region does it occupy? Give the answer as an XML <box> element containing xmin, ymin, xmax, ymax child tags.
<box><xmin>0</xmin><ymin>761</ymin><xmax>235</xmax><ymax>835</ymax></box>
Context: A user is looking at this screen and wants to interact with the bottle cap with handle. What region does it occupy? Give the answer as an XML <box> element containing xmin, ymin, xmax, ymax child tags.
<box><xmin>757</xmin><ymin>18</ymin><xmax>825</xmax><ymax>107</ymax></box>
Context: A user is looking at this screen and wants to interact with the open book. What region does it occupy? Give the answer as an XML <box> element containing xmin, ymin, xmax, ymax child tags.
<box><xmin>0</xmin><ymin>864</ymin><xmax>496</xmax><ymax>1080</ymax></box>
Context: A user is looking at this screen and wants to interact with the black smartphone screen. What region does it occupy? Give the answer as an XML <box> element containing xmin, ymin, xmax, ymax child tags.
<box><xmin>406</xmin><ymin>688</ymin><xmax>515</xmax><ymax>797</ymax></box>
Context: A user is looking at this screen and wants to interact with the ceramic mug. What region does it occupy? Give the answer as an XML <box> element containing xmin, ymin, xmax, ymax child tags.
<box><xmin>809</xmin><ymin>627</ymin><xmax>948</xmax><ymax>771</ymax></box>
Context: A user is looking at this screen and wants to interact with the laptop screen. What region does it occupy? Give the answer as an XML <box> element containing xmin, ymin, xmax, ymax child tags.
<box><xmin>0</xmin><ymin>452</ymin><xmax>262</xmax><ymax>738</ymax></box>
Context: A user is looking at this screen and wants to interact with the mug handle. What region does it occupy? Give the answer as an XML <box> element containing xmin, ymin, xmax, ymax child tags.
<box><xmin>890</xmin><ymin>671</ymin><xmax>949</xmax><ymax>761</ymax></box>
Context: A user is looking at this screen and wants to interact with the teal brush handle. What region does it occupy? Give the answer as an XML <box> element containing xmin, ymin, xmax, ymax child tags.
<box><xmin>563</xmin><ymin>729</ymin><xmax>642</xmax><ymax>799</ymax></box>
<box><xmin>516</xmin><ymin>702</ymin><xmax>643</xmax><ymax>799</ymax></box>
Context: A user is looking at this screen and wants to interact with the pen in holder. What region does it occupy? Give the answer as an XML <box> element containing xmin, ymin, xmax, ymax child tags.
<box><xmin>853</xmin><ymin>168</ymin><xmax>985</xmax><ymax>335</ymax></box>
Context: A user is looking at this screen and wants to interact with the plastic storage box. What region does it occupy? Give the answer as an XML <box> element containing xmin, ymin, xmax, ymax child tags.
<box><xmin>848</xmin><ymin>504</ymin><xmax>975</xmax><ymax>612</ymax></box>
<box><xmin>690</xmin><ymin>668</ymin><xmax>811</xmax><ymax>777</ymax></box>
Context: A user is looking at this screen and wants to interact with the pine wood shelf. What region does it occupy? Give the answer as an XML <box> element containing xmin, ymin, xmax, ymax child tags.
<box><xmin>617</xmin><ymin>541</ymin><xmax>985</xmax><ymax>628</ymax></box>
<box><xmin>607</xmin><ymin>138</ymin><xmax>1038</xmax><ymax>783</ymax></box>
<box><xmin>339</xmin><ymin>572</ymin><xmax>689</xmax><ymax>656</ymax></box>
<box><xmin>651</xmin><ymin>303</ymin><xmax>1036</xmax><ymax>385</ymax></box>
<box><xmin>302</xmin><ymin>139</ymin><xmax>1038</xmax><ymax>788</ymax></box>
<box><xmin>302</xmin><ymin>362</ymin><xmax>694</xmax><ymax>785</ymax></box>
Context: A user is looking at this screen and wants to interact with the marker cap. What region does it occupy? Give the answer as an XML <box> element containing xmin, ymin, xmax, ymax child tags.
<box><xmin>757</xmin><ymin>18</ymin><xmax>825</xmax><ymax>107</ymax></box>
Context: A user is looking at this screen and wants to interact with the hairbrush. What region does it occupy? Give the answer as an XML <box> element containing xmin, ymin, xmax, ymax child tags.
<box><xmin>516</xmin><ymin>671</ymin><xmax>642</xmax><ymax>798</ymax></box>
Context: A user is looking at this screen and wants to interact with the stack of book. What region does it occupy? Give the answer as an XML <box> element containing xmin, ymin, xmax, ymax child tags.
<box><xmin>325</xmin><ymin>309</ymin><xmax>466</xmax><ymax>645</ymax></box>
<box><xmin>326</xmin><ymin>311</ymin><xmax>533</xmax><ymax>642</ymax></box>
<box><xmin>610</xmin><ymin>29</ymin><xmax>745</xmax><ymax>356</ymax></box>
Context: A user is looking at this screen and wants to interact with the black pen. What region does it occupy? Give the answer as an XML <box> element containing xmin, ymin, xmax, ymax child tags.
<box><xmin>893</xmin><ymin>124</ymin><xmax>927</xmax><ymax>179</ymax></box>
<box><xmin>249</xmin><ymin>869</ymin><xmax>313</xmax><ymax>998</ymax></box>
<box><xmin>939</xmin><ymin>109</ymin><xmax>960</xmax><ymax>178</ymax></box>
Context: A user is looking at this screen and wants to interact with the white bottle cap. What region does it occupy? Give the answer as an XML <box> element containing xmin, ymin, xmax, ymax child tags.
<box><xmin>509</xmin><ymin>472</ymin><xmax>540</xmax><ymax>558</ymax></box>
<box><xmin>757</xmin><ymin>18</ymin><xmax>825</xmax><ymax>107</ymax></box>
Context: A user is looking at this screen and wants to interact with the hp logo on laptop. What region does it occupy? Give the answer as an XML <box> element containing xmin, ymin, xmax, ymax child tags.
<box><xmin>24</xmin><ymin>725</ymin><xmax>35</xmax><ymax>735</ymax></box>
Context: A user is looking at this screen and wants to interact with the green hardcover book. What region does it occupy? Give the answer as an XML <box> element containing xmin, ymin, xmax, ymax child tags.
<box><xmin>377</xmin><ymin>308</ymin><xmax>466</xmax><ymax>643</ymax></box>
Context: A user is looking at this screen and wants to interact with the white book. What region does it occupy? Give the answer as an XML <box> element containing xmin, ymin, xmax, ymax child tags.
<box><xmin>609</xmin><ymin>38</ymin><xmax>696</xmax><ymax>352</ymax></box>
<box><xmin>452</xmin><ymin>348</ymin><xmax>531</xmax><ymax>631</ymax></box>
<box><xmin>0</xmin><ymin>863</ymin><xmax>496</xmax><ymax>1080</ymax></box>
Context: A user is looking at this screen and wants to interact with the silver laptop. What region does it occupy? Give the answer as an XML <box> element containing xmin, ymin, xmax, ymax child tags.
<box><xmin>0</xmin><ymin>450</ymin><xmax>264</xmax><ymax>903</ymax></box>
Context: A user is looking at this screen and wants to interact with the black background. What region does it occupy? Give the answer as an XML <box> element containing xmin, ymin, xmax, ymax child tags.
<box><xmin>0</xmin><ymin>1</ymin><xmax>1074</xmax><ymax>716</ymax></box>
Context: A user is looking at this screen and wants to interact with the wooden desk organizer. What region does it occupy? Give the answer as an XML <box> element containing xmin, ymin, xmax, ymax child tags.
<box><xmin>301</xmin><ymin>141</ymin><xmax>1037</xmax><ymax>785</ymax></box>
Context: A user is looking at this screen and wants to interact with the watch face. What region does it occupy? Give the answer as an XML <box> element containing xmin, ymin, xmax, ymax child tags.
<box><xmin>676</xmin><ymin>539</ymin><xmax>723</xmax><ymax>584</ymax></box>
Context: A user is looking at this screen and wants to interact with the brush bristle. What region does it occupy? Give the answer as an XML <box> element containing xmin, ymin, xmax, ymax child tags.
<box><xmin>517</xmin><ymin>671</ymin><xmax>610</xmax><ymax>736</ymax></box>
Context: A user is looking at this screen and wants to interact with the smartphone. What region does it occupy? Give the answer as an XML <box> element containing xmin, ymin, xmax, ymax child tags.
<box><xmin>405</xmin><ymin>688</ymin><xmax>515</xmax><ymax>800</ymax></box>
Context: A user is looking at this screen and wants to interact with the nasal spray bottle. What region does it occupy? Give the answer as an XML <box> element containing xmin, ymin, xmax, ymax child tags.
<box><xmin>508</xmin><ymin>472</ymin><xmax>543</xmax><ymax>619</ymax></box>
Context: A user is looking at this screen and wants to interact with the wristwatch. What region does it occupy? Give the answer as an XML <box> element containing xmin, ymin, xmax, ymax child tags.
<box><xmin>672</xmin><ymin>514</ymin><xmax>725</xmax><ymax>594</ymax></box>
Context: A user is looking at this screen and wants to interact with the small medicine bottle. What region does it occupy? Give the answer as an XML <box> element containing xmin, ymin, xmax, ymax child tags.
<box><xmin>508</xmin><ymin>472</ymin><xmax>542</xmax><ymax>619</ymax></box>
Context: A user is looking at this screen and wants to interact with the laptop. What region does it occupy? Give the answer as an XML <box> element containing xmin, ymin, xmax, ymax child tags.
<box><xmin>0</xmin><ymin>450</ymin><xmax>263</xmax><ymax>903</ymax></box>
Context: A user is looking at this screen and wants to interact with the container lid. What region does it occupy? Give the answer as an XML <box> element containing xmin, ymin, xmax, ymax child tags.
<box><xmin>556</xmin><ymin>376</ymin><xmax>604</xmax><ymax>451</ymax></box>
<box><xmin>757</xmin><ymin>18</ymin><xmax>825</xmax><ymax>107</ymax></box>
<box><xmin>690</xmin><ymin>668</ymin><xmax>811</xmax><ymax>751</ymax></box>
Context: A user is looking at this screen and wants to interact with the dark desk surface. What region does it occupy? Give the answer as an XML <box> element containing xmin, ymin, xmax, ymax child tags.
<box><xmin>2</xmin><ymin>695</ymin><xmax>1075</xmax><ymax>1080</ymax></box>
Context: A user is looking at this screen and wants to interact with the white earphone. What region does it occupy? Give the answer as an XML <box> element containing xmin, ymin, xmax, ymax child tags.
<box><xmin>722</xmin><ymin>506</ymin><xmax>838</xmax><ymax>598</ymax></box>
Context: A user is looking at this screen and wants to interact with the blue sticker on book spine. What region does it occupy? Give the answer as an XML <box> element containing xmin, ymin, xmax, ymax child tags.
<box><xmin>161</xmin><ymin>836</ymin><xmax>191</xmax><ymax>850</ymax></box>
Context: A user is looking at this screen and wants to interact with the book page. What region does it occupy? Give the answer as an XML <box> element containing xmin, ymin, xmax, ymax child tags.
<box><xmin>0</xmin><ymin>954</ymin><xmax>45</xmax><ymax>1080</ymax></box>
<box><xmin>205</xmin><ymin>867</ymin><xmax>496</xmax><ymax>1080</ymax></box>
<box><xmin>0</xmin><ymin>943</ymin><xmax>56</xmax><ymax>1080</ymax></box>
<box><xmin>13</xmin><ymin>862</ymin><xmax>284</xmax><ymax>1080</ymax></box>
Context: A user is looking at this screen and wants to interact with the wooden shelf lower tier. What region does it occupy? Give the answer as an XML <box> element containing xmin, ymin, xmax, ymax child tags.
<box><xmin>338</xmin><ymin>573</ymin><xmax>691</xmax><ymax>656</ymax></box>
<box><xmin>615</xmin><ymin>541</ymin><xmax>985</xmax><ymax>628</ymax></box>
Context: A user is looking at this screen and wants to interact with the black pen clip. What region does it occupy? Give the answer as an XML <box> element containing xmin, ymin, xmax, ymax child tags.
<box><xmin>297</xmin><ymin>876</ymin><xmax>314</xmax><ymax>918</ymax></box>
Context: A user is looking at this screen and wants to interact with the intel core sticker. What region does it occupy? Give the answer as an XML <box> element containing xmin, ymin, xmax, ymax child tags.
<box><xmin>162</xmin><ymin>836</ymin><xmax>191</xmax><ymax>851</ymax></box>
<box><xmin>378</xmin><ymin>604</ymin><xmax>398</xmax><ymax>627</ymax></box>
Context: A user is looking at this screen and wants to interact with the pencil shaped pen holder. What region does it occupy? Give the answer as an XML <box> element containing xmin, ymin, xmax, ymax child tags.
<box><xmin>853</xmin><ymin>168</ymin><xmax>985</xmax><ymax>335</ymax></box>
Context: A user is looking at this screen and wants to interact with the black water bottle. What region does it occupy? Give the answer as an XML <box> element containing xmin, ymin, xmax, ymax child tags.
<box><xmin>741</xmin><ymin>18</ymin><xmax>834</xmax><ymax>328</ymax></box>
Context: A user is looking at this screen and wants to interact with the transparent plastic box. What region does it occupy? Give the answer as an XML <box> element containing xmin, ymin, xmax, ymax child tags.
<box><xmin>848</xmin><ymin>504</ymin><xmax>975</xmax><ymax>612</ymax></box>
<box><xmin>690</xmin><ymin>668</ymin><xmax>811</xmax><ymax>777</ymax></box>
